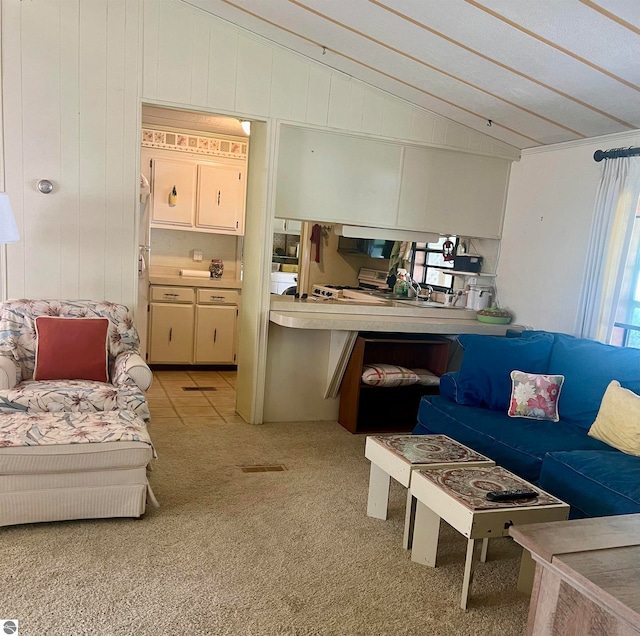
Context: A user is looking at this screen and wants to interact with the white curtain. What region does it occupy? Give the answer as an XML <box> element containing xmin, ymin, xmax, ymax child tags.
<box><xmin>575</xmin><ymin>156</ymin><xmax>640</xmax><ymax>341</ymax></box>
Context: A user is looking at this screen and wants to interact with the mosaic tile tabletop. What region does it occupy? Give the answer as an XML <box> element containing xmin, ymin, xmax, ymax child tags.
<box><xmin>416</xmin><ymin>465</ymin><xmax>565</xmax><ymax>511</ymax></box>
<box><xmin>370</xmin><ymin>434</ymin><xmax>490</xmax><ymax>465</ymax></box>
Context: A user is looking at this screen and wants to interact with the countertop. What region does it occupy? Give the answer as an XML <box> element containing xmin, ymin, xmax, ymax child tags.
<box><xmin>269</xmin><ymin>295</ymin><xmax>518</xmax><ymax>335</ymax></box>
<box><xmin>149</xmin><ymin>275</ymin><xmax>243</xmax><ymax>289</ymax></box>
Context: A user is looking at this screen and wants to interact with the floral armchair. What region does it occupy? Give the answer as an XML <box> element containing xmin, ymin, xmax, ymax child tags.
<box><xmin>0</xmin><ymin>300</ymin><xmax>152</xmax><ymax>419</ymax></box>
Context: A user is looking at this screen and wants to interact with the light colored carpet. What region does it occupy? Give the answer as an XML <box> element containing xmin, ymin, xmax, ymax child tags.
<box><xmin>0</xmin><ymin>417</ymin><xmax>529</xmax><ymax>636</ymax></box>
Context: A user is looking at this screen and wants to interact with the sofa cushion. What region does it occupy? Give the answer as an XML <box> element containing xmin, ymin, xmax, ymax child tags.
<box><xmin>455</xmin><ymin>333</ymin><xmax>554</xmax><ymax>411</ymax></box>
<box><xmin>413</xmin><ymin>395</ymin><xmax>614</xmax><ymax>484</ymax></box>
<box><xmin>588</xmin><ymin>380</ymin><xmax>640</xmax><ymax>456</ymax></box>
<box><xmin>546</xmin><ymin>332</ymin><xmax>640</xmax><ymax>429</ymax></box>
<box><xmin>539</xmin><ymin>450</ymin><xmax>640</xmax><ymax>518</ymax></box>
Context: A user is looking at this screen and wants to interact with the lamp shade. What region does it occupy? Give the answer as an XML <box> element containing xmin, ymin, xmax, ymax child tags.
<box><xmin>0</xmin><ymin>193</ymin><xmax>19</xmax><ymax>243</ymax></box>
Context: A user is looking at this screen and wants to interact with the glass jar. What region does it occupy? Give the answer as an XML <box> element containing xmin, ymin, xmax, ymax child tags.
<box><xmin>209</xmin><ymin>259</ymin><xmax>224</xmax><ymax>279</ymax></box>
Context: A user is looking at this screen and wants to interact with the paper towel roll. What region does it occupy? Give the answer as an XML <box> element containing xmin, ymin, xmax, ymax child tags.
<box><xmin>180</xmin><ymin>269</ymin><xmax>211</xmax><ymax>278</ymax></box>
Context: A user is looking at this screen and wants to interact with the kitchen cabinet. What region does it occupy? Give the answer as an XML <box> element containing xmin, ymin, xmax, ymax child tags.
<box><xmin>273</xmin><ymin>219</ymin><xmax>302</xmax><ymax>234</ymax></box>
<box><xmin>276</xmin><ymin>126</ymin><xmax>403</xmax><ymax>228</ymax></box>
<box><xmin>147</xmin><ymin>152</ymin><xmax>246</xmax><ymax>236</ymax></box>
<box><xmin>194</xmin><ymin>305</ymin><xmax>237</xmax><ymax>363</ymax></box>
<box><xmin>151</xmin><ymin>158</ymin><xmax>197</xmax><ymax>227</ymax></box>
<box><xmin>276</xmin><ymin>126</ymin><xmax>512</xmax><ymax>239</ymax></box>
<box><xmin>398</xmin><ymin>146</ymin><xmax>510</xmax><ymax>239</ymax></box>
<box><xmin>148</xmin><ymin>302</ymin><xmax>195</xmax><ymax>364</ymax></box>
<box><xmin>196</xmin><ymin>163</ymin><xmax>245</xmax><ymax>234</ymax></box>
<box><xmin>147</xmin><ymin>285</ymin><xmax>239</xmax><ymax>365</ymax></box>
<box><xmin>338</xmin><ymin>334</ymin><xmax>450</xmax><ymax>434</ymax></box>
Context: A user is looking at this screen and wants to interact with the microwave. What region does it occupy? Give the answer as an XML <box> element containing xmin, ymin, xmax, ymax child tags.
<box><xmin>337</xmin><ymin>237</ymin><xmax>394</xmax><ymax>259</ymax></box>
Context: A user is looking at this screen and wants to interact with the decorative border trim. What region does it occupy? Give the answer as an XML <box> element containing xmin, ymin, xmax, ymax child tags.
<box><xmin>142</xmin><ymin>128</ymin><xmax>247</xmax><ymax>159</ymax></box>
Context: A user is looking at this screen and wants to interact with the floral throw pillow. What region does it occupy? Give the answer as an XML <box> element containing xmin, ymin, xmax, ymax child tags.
<box><xmin>508</xmin><ymin>370</ymin><xmax>565</xmax><ymax>422</ymax></box>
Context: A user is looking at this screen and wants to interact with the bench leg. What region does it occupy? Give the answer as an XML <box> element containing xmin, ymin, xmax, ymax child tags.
<box><xmin>480</xmin><ymin>537</ymin><xmax>489</xmax><ymax>562</ymax></box>
<box><xmin>410</xmin><ymin>501</ymin><xmax>440</xmax><ymax>567</ymax></box>
<box><xmin>461</xmin><ymin>538</ymin><xmax>479</xmax><ymax>610</ymax></box>
<box><xmin>517</xmin><ymin>548</ymin><xmax>536</xmax><ymax>594</ymax></box>
<box><xmin>367</xmin><ymin>462</ymin><xmax>391</xmax><ymax>520</ymax></box>
<box><xmin>403</xmin><ymin>489</ymin><xmax>416</xmax><ymax>550</ymax></box>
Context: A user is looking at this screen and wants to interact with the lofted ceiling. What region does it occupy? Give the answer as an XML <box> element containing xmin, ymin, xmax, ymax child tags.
<box><xmin>184</xmin><ymin>0</ymin><xmax>640</xmax><ymax>150</ymax></box>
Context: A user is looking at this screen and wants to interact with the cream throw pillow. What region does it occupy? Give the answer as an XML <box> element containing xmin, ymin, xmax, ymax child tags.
<box><xmin>588</xmin><ymin>380</ymin><xmax>640</xmax><ymax>456</ymax></box>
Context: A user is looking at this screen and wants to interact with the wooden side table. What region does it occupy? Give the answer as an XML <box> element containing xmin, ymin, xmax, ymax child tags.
<box><xmin>365</xmin><ymin>434</ymin><xmax>494</xmax><ymax>549</ymax></box>
<box><xmin>510</xmin><ymin>514</ymin><xmax>640</xmax><ymax>636</ymax></box>
<box><xmin>409</xmin><ymin>465</ymin><xmax>569</xmax><ymax>609</ymax></box>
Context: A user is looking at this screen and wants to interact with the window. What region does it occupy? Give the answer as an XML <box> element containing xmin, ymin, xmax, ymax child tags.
<box><xmin>409</xmin><ymin>237</ymin><xmax>458</xmax><ymax>291</ymax></box>
<box><xmin>612</xmin><ymin>208</ymin><xmax>640</xmax><ymax>348</ymax></box>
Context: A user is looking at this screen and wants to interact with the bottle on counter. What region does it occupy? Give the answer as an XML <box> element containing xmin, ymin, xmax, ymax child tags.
<box><xmin>209</xmin><ymin>259</ymin><xmax>224</xmax><ymax>279</ymax></box>
<box><xmin>393</xmin><ymin>268</ymin><xmax>409</xmax><ymax>296</ymax></box>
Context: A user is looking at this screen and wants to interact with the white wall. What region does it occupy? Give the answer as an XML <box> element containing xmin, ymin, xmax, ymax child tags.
<box><xmin>2</xmin><ymin>0</ymin><xmax>141</xmax><ymax>306</ymax></box>
<box><xmin>497</xmin><ymin>130</ymin><xmax>640</xmax><ymax>333</ymax></box>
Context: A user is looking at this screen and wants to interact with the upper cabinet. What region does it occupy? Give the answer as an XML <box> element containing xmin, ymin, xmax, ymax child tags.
<box><xmin>276</xmin><ymin>126</ymin><xmax>512</xmax><ymax>240</ymax></box>
<box><xmin>143</xmin><ymin>131</ymin><xmax>248</xmax><ymax>236</ymax></box>
<box><xmin>276</xmin><ymin>127</ymin><xmax>403</xmax><ymax>229</ymax></box>
<box><xmin>397</xmin><ymin>147</ymin><xmax>511</xmax><ymax>239</ymax></box>
<box><xmin>196</xmin><ymin>163</ymin><xmax>245</xmax><ymax>234</ymax></box>
<box><xmin>151</xmin><ymin>158</ymin><xmax>197</xmax><ymax>227</ymax></box>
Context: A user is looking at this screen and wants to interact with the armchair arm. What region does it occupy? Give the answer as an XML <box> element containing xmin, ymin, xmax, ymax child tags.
<box><xmin>0</xmin><ymin>356</ymin><xmax>18</xmax><ymax>390</ymax></box>
<box><xmin>112</xmin><ymin>352</ymin><xmax>153</xmax><ymax>391</ymax></box>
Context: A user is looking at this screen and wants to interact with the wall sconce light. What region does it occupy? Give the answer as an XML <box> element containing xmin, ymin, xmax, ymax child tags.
<box><xmin>240</xmin><ymin>120</ymin><xmax>251</xmax><ymax>136</ymax></box>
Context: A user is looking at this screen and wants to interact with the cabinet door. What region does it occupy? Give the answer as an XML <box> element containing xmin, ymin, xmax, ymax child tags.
<box><xmin>285</xmin><ymin>219</ymin><xmax>302</xmax><ymax>234</ymax></box>
<box><xmin>397</xmin><ymin>146</ymin><xmax>434</xmax><ymax>231</ymax></box>
<box><xmin>194</xmin><ymin>305</ymin><xmax>237</xmax><ymax>364</ymax></box>
<box><xmin>148</xmin><ymin>303</ymin><xmax>194</xmax><ymax>364</ymax></box>
<box><xmin>151</xmin><ymin>159</ymin><xmax>197</xmax><ymax>226</ymax></box>
<box><xmin>276</xmin><ymin>127</ymin><xmax>403</xmax><ymax>227</ymax></box>
<box><xmin>425</xmin><ymin>151</ymin><xmax>510</xmax><ymax>239</ymax></box>
<box><xmin>196</xmin><ymin>163</ymin><xmax>245</xmax><ymax>234</ymax></box>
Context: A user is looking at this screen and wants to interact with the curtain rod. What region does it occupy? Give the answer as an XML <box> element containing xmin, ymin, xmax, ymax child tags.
<box><xmin>593</xmin><ymin>146</ymin><xmax>640</xmax><ymax>162</ymax></box>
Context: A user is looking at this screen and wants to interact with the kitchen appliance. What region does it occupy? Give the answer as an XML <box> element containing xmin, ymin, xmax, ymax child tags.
<box><xmin>453</xmin><ymin>255</ymin><xmax>483</xmax><ymax>273</ymax></box>
<box><xmin>466</xmin><ymin>285</ymin><xmax>493</xmax><ymax>310</ymax></box>
<box><xmin>337</xmin><ymin>237</ymin><xmax>394</xmax><ymax>259</ymax></box>
<box><xmin>271</xmin><ymin>271</ymin><xmax>298</xmax><ymax>294</ymax></box>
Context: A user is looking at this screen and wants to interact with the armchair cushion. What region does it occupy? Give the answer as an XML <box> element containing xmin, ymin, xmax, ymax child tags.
<box><xmin>34</xmin><ymin>316</ymin><xmax>109</xmax><ymax>382</ymax></box>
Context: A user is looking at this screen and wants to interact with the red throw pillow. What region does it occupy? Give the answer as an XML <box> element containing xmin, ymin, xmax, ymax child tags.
<box><xmin>34</xmin><ymin>316</ymin><xmax>110</xmax><ymax>382</ymax></box>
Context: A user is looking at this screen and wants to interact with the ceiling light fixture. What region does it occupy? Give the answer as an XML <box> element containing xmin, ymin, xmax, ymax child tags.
<box><xmin>240</xmin><ymin>120</ymin><xmax>251</xmax><ymax>136</ymax></box>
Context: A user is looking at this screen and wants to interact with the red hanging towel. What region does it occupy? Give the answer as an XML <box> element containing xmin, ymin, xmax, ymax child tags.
<box><xmin>311</xmin><ymin>223</ymin><xmax>321</xmax><ymax>263</ymax></box>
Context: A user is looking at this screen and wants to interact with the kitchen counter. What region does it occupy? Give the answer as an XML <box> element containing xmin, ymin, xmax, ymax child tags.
<box><xmin>149</xmin><ymin>275</ymin><xmax>242</xmax><ymax>289</ymax></box>
<box><xmin>269</xmin><ymin>295</ymin><xmax>515</xmax><ymax>335</ymax></box>
<box><xmin>266</xmin><ymin>295</ymin><xmax>521</xmax><ymax>410</ymax></box>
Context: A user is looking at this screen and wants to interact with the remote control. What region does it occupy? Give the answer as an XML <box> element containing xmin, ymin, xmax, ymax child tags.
<box><xmin>485</xmin><ymin>489</ymin><xmax>538</xmax><ymax>502</ymax></box>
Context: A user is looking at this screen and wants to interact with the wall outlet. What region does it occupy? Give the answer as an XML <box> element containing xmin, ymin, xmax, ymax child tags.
<box><xmin>192</xmin><ymin>249</ymin><xmax>203</xmax><ymax>262</ymax></box>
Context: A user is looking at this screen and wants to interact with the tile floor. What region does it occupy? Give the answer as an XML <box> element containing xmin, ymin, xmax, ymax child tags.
<box><xmin>145</xmin><ymin>369</ymin><xmax>243</xmax><ymax>425</ymax></box>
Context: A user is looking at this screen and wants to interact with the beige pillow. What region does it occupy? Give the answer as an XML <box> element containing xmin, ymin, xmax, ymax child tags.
<box><xmin>588</xmin><ymin>381</ymin><xmax>640</xmax><ymax>456</ymax></box>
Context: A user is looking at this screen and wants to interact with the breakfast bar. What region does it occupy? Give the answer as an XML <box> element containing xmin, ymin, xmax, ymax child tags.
<box><xmin>264</xmin><ymin>295</ymin><xmax>519</xmax><ymax>424</ymax></box>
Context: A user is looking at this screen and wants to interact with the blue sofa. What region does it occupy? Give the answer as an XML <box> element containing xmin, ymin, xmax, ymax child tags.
<box><xmin>412</xmin><ymin>331</ymin><xmax>640</xmax><ymax>518</ymax></box>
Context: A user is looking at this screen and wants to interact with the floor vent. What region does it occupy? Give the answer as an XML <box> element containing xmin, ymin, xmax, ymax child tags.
<box><xmin>182</xmin><ymin>386</ymin><xmax>217</xmax><ymax>392</ymax></box>
<box><xmin>240</xmin><ymin>465</ymin><xmax>287</xmax><ymax>473</ymax></box>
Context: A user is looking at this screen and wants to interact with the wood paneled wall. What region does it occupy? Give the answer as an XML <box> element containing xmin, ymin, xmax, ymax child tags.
<box><xmin>1</xmin><ymin>0</ymin><xmax>517</xmax><ymax>307</ymax></box>
<box><xmin>2</xmin><ymin>0</ymin><xmax>141</xmax><ymax>306</ymax></box>
<box><xmin>142</xmin><ymin>0</ymin><xmax>519</xmax><ymax>160</ymax></box>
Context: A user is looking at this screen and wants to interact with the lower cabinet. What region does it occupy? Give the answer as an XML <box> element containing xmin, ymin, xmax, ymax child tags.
<box><xmin>194</xmin><ymin>305</ymin><xmax>237</xmax><ymax>364</ymax></box>
<box><xmin>148</xmin><ymin>303</ymin><xmax>195</xmax><ymax>364</ymax></box>
<box><xmin>147</xmin><ymin>286</ymin><xmax>239</xmax><ymax>365</ymax></box>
